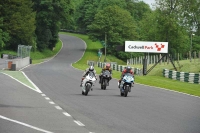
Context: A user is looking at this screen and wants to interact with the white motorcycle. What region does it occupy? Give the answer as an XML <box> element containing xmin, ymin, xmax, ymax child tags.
<box><xmin>118</xmin><ymin>73</ymin><xmax>134</xmax><ymax>97</ymax></box>
<box><xmin>81</xmin><ymin>71</ymin><xmax>97</xmax><ymax>96</ymax></box>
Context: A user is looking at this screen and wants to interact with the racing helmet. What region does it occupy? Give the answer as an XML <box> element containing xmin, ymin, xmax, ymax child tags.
<box><xmin>89</xmin><ymin>66</ymin><xmax>94</xmax><ymax>71</ymax></box>
<box><xmin>106</xmin><ymin>63</ymin><xmax>111</xmax><ymax>69</ymax></box>
<box><xmin>126</xmin><ymin>66</ymin><xmax>131</xmax><ymax>73</ymax></box>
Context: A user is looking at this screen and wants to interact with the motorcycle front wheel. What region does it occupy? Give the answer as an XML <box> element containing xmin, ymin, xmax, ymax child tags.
<box><xmin>124</xmin><ymin>86</ymin><xmax>129</xmax><ymax>97</ymax></box>
<box><xmin>84</xmin><ymin>84</ymin><xmax>91</xmax><ymax>96</ymax></box>
<box><xmin>103</xmin><ymin>79</ymin><xmax>107</xmax><ymax>90</ymax></box>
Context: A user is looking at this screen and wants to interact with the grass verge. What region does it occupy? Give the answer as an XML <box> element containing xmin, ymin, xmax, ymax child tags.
<box><xmin>0</xmin><ymin>70</ymin><xmax>36</xmax><ymax>90</ymax></box>
<box><xmin>60</xmin><ymin>32</ymin><xmax>200</xmax><ymax>97</ymax></box>
<box><xmin>30</xmin><ymin>40</ymin><xmax>62</xmax><ymax>64</ymax></box>
<box><xmin>1</xmin><ymin>33</ymin><xmax>199</xmax><ymax>97</ymax></box>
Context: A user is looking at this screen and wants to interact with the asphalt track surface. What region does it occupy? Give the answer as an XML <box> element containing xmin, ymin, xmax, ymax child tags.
<box><xmin>1</xmin><ymin>34</ymin><xmax>200</xmax><ymax>133</ymax></box>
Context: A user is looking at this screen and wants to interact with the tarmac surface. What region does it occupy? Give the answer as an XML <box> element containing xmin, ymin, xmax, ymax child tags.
<box><xmin>1</xmin><ymin>34</ymin><xmax>200</xmax><ymax>133</ymax></box>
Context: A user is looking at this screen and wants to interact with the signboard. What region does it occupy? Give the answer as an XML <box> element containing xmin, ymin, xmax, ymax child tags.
<box><xmin>125</xmin><ymin>41</ymin><xmax>168</xmax><ymax>53</ymax></box>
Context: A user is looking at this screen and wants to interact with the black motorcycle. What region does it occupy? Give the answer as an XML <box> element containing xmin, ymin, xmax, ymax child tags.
<box><xmin>100</xmin><ymin>70</ymin><xmax>111</xmax><ymax>90</ymax></box>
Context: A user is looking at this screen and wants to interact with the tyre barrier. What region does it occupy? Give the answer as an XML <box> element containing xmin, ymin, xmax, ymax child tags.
<box><xmin>163</xmin><ymin>69</ymin><xmax>200</xmax><ymax>84</ymax></box>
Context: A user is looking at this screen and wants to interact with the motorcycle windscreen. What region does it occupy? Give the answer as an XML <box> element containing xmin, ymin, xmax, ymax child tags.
<box><xmin>103</xmin><ymin>70</ymin><xmax>111</xmax><ymax>77</ymax></box>
<box><xmin>88</xmin><ymin>71</ymin><xmax>95</xmax><ymax>78</ymax></box>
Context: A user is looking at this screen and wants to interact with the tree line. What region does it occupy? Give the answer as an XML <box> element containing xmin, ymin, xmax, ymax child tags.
<box><xmin>0</xmin><ymin>0</ymin><xmax>73</xmax><ymax>52</ymax></box>
<box><xmin>0</xmin><ymin>0</ymin><xmax>200</xmax><ymax>60</ymax></box>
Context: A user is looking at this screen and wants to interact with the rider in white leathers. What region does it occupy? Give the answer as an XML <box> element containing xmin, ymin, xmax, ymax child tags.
<box><xmin>80</xmin><ymin>66</ymin><xmax>97</xmax><ymax>87</ymax></box>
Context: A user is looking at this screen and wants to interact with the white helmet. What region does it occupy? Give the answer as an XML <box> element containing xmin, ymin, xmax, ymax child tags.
<box><xmin>89</xmin><ymin>66</ymin><xmax>94</xmax><ymax>71</ymax></box>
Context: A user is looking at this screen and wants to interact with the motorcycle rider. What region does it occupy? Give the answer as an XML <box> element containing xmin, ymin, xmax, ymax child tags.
<box><xmin>118</xmin><ymin>66</ymin><xmax>134</xmax><ymax>90</ymax></box>
<box><xmin>99</xmin><ymin>63</ymin><xmax>112</xmax><ymax>85</ymax></box>
<box><xmin>80</xmin><ymin>66</ymin><xmax>97</xmax><ymax>87</ymax></box>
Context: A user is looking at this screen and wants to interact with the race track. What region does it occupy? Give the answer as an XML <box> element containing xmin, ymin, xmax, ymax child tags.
<box><xmin>1</xmin><ymin>34</ymin><xmax>200</xmax><ymax>133</ymax></box>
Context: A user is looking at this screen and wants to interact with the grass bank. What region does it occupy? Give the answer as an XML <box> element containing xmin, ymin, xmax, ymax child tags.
<box><xmin>1</xmin><ymin>33</ymin><xmax>199</xmax><ymax>97</ymax></box>
<box><xmin>60</xmin><ymin>32</ymin><xmax>200</xmax><ymax>97</ymax></box>
<box><xmin>30</xmin><ymin>40</ymin><xmax>62</xmax><ymax>64</ymax></box>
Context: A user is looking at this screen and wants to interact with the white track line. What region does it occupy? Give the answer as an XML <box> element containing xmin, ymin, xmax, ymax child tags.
<box><xmin>55</xmin><ymin>106</ymin><xmax>63</xmax><ymax>110</ymax></box>
<box><xmin>0</xmin><ymin>115</ymin><xmax>53</xmax><ymax>133</ymax></box>
<box><xmin>2</xmin><ymin>73</ymin><xmax>42</xmax><ymax>93</ymax></box>
<box><xmin>49</xmin><ymin>101</ymin><xmax>55</xmax><ymax>104</ymax></box>
<box><xmin>45</xmin><ymin>97</ymin><xmax>50</xmax><ymax>100</ymax></box>
<box><xmin>21</xmin><ymin>71</ymin><xmax>42</xmax><ymax>93</ymax></box>
<box><xmin>136</xmin><ymin>83</ymin><xmax>200</xmax><ymax>99</ymax></box>
<box><xmin>74</xmin><ymin>120</ymin><xmax>85</xmax><ymax>126</ymax></box>
<box><xmin>63</xmin><ymin>112</ymin><xmax>71</xmax><ymax>117</ymax></box>
<box><xmin>41</xmin><ymin>94</ymin><xmax>46</xmax><ymax>96</ymax></box>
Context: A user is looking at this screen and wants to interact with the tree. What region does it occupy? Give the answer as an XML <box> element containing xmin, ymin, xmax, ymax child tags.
<box><xmin>97</xmin><ymin>0</ymin><xmax>127</xmax><ymax>10</ymax></box>
<box><xmin>75</xmin><ymin>0</ymin><xmax>128</xmax><ymax>33</ymax></box>
<box><xmin>147</xmin><ymin>0</ymin><xmax>190</xmax><ymax>54</ymax></box>
<box><xmin>125</xmin><ymin>0</ymin><xmax>152</xmax><ymax>22</ymax></box>
<box><xmin>0</xmin><ymin>0</ymin><xmax>36</xmax><ymax>50</ymax></box>
<box><xmin>178</xmin><ymin>0</ymin><xmax>200</xmax><ymax>35</ymax></box>
<box><xmin>0</xmin><ymin>17</ymin><xmax>10</xmax><ymax>50</ymax></box>
<box><xmin>75</xmin><ymin>0</ymin><xmax>100</xmax><ymax>32</ymax></box>
<box><xmin>32</xmin><ymin>0</ymin><xmax>74</xmax><ymax>51</ymax></box>
<box><xmin>60</xmin><ymin>0</ymin><xmax>75</xmax><ymax>30</ymax></box>
<box><xmin>88</xmin><ymin>5</ymin><xmax>138</xmax><ymax>59</ymax></box>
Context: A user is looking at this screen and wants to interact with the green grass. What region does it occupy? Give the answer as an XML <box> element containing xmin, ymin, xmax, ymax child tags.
<box><xmin>131</xmin><ymin>60</ymin><xmax>200</xmax><ymax>76</ymax></box>
<box><xmin>30</xmin><ymin>40</ymin><xmax>62</xmax><ymax>64</ymax></box>
<box><xmin>60</xmin><ymin>32</ymin><xmax>126</xmax><ymax>65</ymax></box>
<box><xmin>1</xmin><ymin>32</ymin><xmax>200</xmax><ymax>97</ymax></box>
<box><xmin>1</xmin><ymin>70</ymin><xmax>36</xmax><ymax>90</ymax></box>
<box><xmin>135</xmin><ymin>75</ymin><xmax>200</xmax><ymax>96</ymax></box>
<box><xmin>60</xmin><ymin>32</ymin><xmax>200</xmax><ymax>97</ymax></box>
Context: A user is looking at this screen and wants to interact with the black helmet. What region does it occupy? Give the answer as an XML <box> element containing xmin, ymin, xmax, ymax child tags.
<box><xmin>126</xmin><ymin>66</ymin><xmax>131</xmax><ymax>72</ymax></box>
<box><xmin>89</xmin><ymin>66</ymin><xmax>94</xmax><ymax>71</ymax></box>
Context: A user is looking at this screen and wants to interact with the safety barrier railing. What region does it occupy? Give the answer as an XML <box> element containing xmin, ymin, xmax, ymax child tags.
<box><xmin>163</xmin><ymin>69</ymin><xmax>200</xmax><ymax>84</ymax></box>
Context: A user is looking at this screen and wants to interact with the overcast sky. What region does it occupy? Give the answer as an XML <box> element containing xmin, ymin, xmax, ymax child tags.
<box><xmin>141</xmin><ymin>0</ymin><xmax>155</xmax><ymax>6</ymax></box>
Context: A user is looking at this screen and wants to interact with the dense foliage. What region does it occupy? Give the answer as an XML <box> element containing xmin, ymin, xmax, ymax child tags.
<box><xmin>74</xmin><ymin>0</ymin><xmax>200</xmax><ymax>60</ymax></box>
<box><xmin>32</xmin><ymin>0</ymin><xmax>74</xmax><ymax>51</ymax></box>
<box><xmin>0</xmin><ymin>0</ymin><xmax>73</xmax><ymax>52</ymax></box>
<box><xmin>0</xmin><ymin>0</ymin><xmax>36</xmax><ymax>50</ymax></box>
<box><xmin>0</xmin><ymin>0</ymin><xmax>199</xmax><ymax>60</ymax></box>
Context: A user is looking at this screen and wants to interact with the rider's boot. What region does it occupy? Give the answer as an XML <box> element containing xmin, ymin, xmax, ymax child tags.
<box><xmin>118</xmin><ymin>80</ymin><xmax>121</xmax><ymax>88</ymax></box>
<box><xmin>80</xmin><ymin>81</ymin><xmax>82</xmax><ymax>87</ymax></box>
<box><xmin>80</xmin><ymin>79</ymin><xmax>83</xmax><ymax>87</ymax></box>
<box><xmin>108</xmin><ymin>77</ymin><xmax>111</xmax><ymax>86</ymax></box>
<box><xmin>131</xmin><ymin>82</ymin><xmax>134</xmax><ymax>87</ymax></box>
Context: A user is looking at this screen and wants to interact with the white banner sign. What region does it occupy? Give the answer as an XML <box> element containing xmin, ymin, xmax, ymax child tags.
<box><xmin>125</xmin><ymin>41</ymin><xmax>168</xmax><ymax>53</ymax></box>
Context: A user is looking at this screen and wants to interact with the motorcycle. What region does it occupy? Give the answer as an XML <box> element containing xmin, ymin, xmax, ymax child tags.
<box><xmin>100</xmin><ymin>70</ymin><xmax>111</xmax><ymax>90</ymax></box>
<box><xmin>81</xmin><ymin>71</ymin><xmax>97</xmax><ymax>96</ymax></box>
<box><xmin>118</xmin><ymin>73</ymin><xmax>134</xmax><ymax>97</ymax></box>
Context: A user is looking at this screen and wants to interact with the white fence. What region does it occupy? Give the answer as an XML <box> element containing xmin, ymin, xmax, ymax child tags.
<box><xmin>127</xmin><ymin>52</ymin><xmax>200</xmax><ymax>65</ymax></box>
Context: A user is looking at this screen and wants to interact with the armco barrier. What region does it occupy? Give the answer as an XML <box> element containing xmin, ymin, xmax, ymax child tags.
<box><xmin>163</xmin><ymin>69</ymin><xmax>200</xmax><ymax>84</ymax></box>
